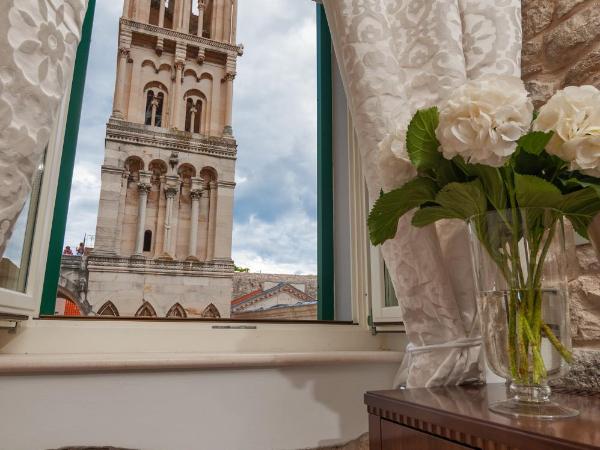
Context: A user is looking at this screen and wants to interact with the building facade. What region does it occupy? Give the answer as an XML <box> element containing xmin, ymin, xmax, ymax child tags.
<box><xmin>86</xmin><ymin>0</ymin><xmax>242</xmax><ymax>318</ymax></box>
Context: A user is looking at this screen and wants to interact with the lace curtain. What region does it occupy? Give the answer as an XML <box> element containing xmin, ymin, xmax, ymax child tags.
<box><xmin>323</xmin><ymin>0</ymin><xmax>522</xmax><ymax>387</ymax></box>
<box><xmin>0</xmin><ymin>0</ymin><xmax>87</xmax><ymax>258</ymax></box>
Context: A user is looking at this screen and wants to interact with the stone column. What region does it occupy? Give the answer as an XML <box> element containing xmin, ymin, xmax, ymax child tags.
<box><xmin>189</xmin><ymin>106</ymin><xmax>197</xmax><ymax>132</ymax></box>
<box><xmin>113</xmin><ymin>48</ymin><xmax>130</xmax><ymax>119</ymax></box>
<box><xmin>187</xmin><ymin>177</ymin><xmax>204</xmax><ymax>261</ymax></box>
<box><xmin>206</xmin><ymin>181</ymin><xmax>218</xmax><ymax>261</ymax></box>
<box><xmin>197</xmin><ymin>1</ymin><xmax>205</xmax><ymax>37</ymax></box>
<box><xmin>134</xmin><ymin>172</ymin><xmax>152</xmax><ymax>257</ymax></box>
<box><xmin>162</xmin><ymin>184</ymin><xmax>179</xmax><ymax>258</ymax></box>
<box><xmin>212</xmin><ymin>181</ymin><xmax>235</xmax><ymax>263</ymax></box>
<box><xmin>230</xmin><ymin>0</ymin><xmax>238</xmax><ymax>43</ymax></box>
<box><xmin>222</xmin><ymin>0</ymin><xmax>232</xmax><ymax>44</ymax></box>
<box><xmin>171</xmin><ymin>60</ymin><xmax>185</xmax><ymax>130</ymax></box>
<box><xmin>158</xmin><ymin>0</ymin><xmax>166</xmax><ymax>28</ymax></box>
<box><xmin>182</xmin><ymin>0</ymin><xmax>192</xmax><ymax>34</ymax></box>
<box><xmin>114</xmin><ymin>170</ymin><xmax>129</xmax><ymax>255</ymax></box>
<box><xmin>198</xmin><ymin>187</ymin><xmax>210</xmax><ymax>261</ymax></box>
<box><xmin>222</xmin><ymin>72</ymin><xmax>234</xmax><ymax>136</ymax></box>
<box><xmin>93</xmin><ymin>166</ymin><xmax>125</xmax><ymax>256</ymax></box>
<box><xmin>211</xmin><ymin>0</ymin><xmax>223</xmax><ymax>41</ymax></box>
<box><xmin>123</xmin><ymin>0</ymin><xmax>131</xmax><ymax>18</ymax></box>
<box><xmin>150</xmin><ymin>98</ymin><xmax>159</xmax><ymax>126</ymax></box>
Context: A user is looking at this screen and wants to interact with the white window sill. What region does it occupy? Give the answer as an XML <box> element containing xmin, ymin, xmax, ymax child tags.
<box><xmin>0</xmin><ymin>318</ymin><xmax>406</xmax><ymax>373</ymax></box>
<box><xmin>0</xmin><ymin>350</ymin><xmax>404</xmax><ymax>374</ymax></box>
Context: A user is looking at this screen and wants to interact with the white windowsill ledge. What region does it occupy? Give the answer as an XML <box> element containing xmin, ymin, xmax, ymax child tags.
<box><xmin>0</xmin><ymin>351</ymin><xmax>404</xmax><ymax>374</ymax></box>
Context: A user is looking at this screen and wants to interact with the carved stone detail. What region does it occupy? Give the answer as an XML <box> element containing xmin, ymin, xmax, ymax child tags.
<box><xmin>165</xmin><ymin>186</ymin><xmax>178</xmax><ymax>199</ymax></box>
<box><xmin>121</xmin><ymin>18</ymin><xmax>242</xmax><ymax>56</ymax></box>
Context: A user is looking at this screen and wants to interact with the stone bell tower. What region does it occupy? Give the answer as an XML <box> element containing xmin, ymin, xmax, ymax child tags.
<box><xmin>86</xmin><ymin>0</ymin><xmax>242</xmax><ymax>318</ymax></box>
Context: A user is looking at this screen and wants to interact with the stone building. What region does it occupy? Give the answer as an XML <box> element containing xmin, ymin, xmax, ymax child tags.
<box><xmin>231</xmin><ymin>274</ymin><xmax>318</xmax><ymax>320</ymax></box>
<box><xmin>86</xmin><ymin>0</ymin><xmax>242</xmax><ymax>318</ymax></box>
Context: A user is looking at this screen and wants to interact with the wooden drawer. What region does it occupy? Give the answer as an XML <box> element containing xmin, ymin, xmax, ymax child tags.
<box><xmin>380</xmin><ymin>419</ymin><xmax>472</xmax><ymax>450</ymax></box>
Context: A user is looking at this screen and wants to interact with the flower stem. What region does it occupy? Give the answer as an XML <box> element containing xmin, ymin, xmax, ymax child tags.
<box><xmin>542</xmin><ymin>323</ymin><xmax>574</xmax><ymax>363</ymax></box>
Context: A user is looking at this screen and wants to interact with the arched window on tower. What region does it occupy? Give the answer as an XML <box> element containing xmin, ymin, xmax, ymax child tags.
<box><xmin>144</xmin><ymin>83</ymin><xmax>168</xmax><ymax>127</ymax></box>
<box><xmin>185</xmin><ymin>98</ymin><xmax>194</xmax><ymax>132</ymax></box>
<box><xmin>143</xmin><ymin>230</ymin><xmax>152</xmax><ymax>252</ymax></box>
<box><xmin>145</xmin><ymin>90</ymin><xmax>155</xmax><ymax>125</ymax></box>
<box><xmin>193</xmin><ymin>99</ymin><xmax>202</xmax><ymax>133</ymax></box>
<box><xmin>184</xmin><ymin>90</ymin><xmax>206</xmax><ymax>134</ymax></box>
<box><xmin>155</xmin><ymin>92</ymin><xmax>164</xmax><ymax>127</ymax></box>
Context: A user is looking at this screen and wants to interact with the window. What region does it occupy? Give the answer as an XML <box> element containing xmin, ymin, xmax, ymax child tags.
<box><xmin>144</xmin><ymin>84</ymin><xmax>167</xmax><ymax>127</ymax></box>
<box><xmin>184</xmin><ymin>96</ymin><xmax>202</xmax><ymax>133</ymax></box>
<box><xmin>0</xmin><ymin>1</ymin><xmax>383</xmax><ymax>328</ymax></box>
<box><xmin>143</xmin><ymin>230</ymin><xmax>153</xmax><ymax>252</ymax></box>
<box><xmin>0</xmin><ymin>162</ymin><xmax>44</xmax><ymax>294</ymax></box>
<box><xmin>0</xmin><ymin>1</ymin><xmax>400</xmax><ymax>369</ymax></box>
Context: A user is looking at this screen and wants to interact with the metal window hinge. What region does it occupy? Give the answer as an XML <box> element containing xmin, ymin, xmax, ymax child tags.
<box><xmin>0</xmin><ymin>320</ymin><xmax>19</xmax><ymax>334</ymax></box>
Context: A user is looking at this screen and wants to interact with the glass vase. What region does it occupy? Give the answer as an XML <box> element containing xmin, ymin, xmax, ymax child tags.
<box><xmin>468</xmin><ymin>208</ymin><xmax>578</xmax><ymax>419</ymax></box>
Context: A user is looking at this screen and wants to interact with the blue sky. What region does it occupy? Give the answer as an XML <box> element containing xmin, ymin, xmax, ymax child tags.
<box><xmin>60</xmin><ymin>0</ymin><xmax>318</xmax><ymax>275</ymax></box>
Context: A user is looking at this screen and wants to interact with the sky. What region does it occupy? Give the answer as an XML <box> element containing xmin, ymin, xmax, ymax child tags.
<box><xmin>60</xmin><ymin>0</ymin><xmax>318</xmax><ymax>275</ymax></box>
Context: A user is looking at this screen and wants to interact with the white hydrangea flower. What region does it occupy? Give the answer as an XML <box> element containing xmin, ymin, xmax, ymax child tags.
<box><xmin>436</xmin><ymin>75</ymin><xmax>534</xmax><ymax>167</ymax></box>
<box><xmin>533</xmin><ymin>85</ymin><xmax>600</xmax><ymax>177</ymax></box>
<box><xmin>377</xmin><ymin>126</ymin><xmax>417</xmax><ymax>191</ymax></box>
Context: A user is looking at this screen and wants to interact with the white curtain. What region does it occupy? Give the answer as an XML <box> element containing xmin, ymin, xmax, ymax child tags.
<box><xmin>0</xmin><ymin>0</ymin><xmax>87</xmax><ymax>258</ymax></box>
<box><xmin>323</xmin><ymin>0</ymin><xmax>522</xmax><ymax>387</ymax></box>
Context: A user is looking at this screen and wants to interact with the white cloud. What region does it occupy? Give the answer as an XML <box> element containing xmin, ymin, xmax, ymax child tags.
<box><xmin>63</xmin><ymin>163</ymin><xmax>101</xmax><ymax>247</ymax></box>
<box><xmin>232</xmin><ymin>211</ymin><xmax>317</xmax><ymax>275</ymax></box>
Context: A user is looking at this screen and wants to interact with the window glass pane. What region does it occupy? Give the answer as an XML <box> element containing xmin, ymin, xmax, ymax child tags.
<box><xmin>0</xmin><ymin>161</ymin><xmax>44</xmax><ymax>293</ymax></box>
<box><xmin>384</xmin><ymin>264</ymin><xmax>399</xmax><ymax>308</ymax></box>
<box><xmin>50</xmin><ymin>0</ymin><xmax>330</xmax><ymax>320</ymax></box>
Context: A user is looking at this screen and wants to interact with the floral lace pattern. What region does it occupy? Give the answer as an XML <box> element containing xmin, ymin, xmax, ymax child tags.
<box><xmin>323</xmin><ymin>0</ymin><xmax>521</xmax><ymax>387</ymax></box>
<box><xmin>0</xmin><ymin>0</ymin><xmax>86</xmax><ymax>258</ymax></box>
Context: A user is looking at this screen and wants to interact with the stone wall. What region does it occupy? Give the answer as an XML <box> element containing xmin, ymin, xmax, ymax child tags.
<box><xmin>570</xmin><ymin>245</ymin><xmax>600</xmax><ymax>345</ymax></box>
<box><xmin>231</xmin><ymin>303</ymin><xmax>317</xmax><ymax>320</ymax></box>
<box><xmin>522</xmin><ymin>0</ymin><xmax>600</xmax><ymax>107</ymax></box>
<box><xmin>522</xmin><ymin>0</ymin><xmax>600</xmax><ymax>349</ymax></box>
<box><xmin>232</xmin><ymin>273</ymin><xmax>318</xmax><ymax>300</ymax></box>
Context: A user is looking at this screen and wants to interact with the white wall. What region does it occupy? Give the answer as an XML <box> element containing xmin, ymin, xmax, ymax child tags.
<box><xmin>0</xmin><ymin>363</ymin><xmax>397</xmax><ymax>450</ymax></box>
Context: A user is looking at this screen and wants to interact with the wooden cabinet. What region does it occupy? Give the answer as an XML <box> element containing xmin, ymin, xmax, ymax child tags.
<box><xmin>379</xmin><ymin>419</ymin><xmax>469</xmax><ymax>450</ymax></box>
<box><xmin>366</xmin><ymin>384</ymin><xmax>600</xmax><ymax>450</ymax></box>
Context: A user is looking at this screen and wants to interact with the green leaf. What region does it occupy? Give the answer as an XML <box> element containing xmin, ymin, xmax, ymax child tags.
<box><xmin>515</xmin><ymin>174</ymin><xmax>562</xmax><ymax>208</ymax></box>
<box><xmin>449</xmin><ymin>157</ymin><xmax>507</xmax><ymax>210</ymax></box>
<box><xmin>406</xmin><ymin>107</ymin><xmax>441</xmax><ymax>170</ymax></box>
<box><xmin>560</xmin><ymin>187</ymin><xmax>600</xmax><ymax>238</ymax></box>
<box><xmin>435</xmin><ymin>179</ymin><xmax>487</xmax><ymax>220</ymax></box>
<box><xmin>512</xmin><ymin>148</ymin><xmax>565</xmax><ymax>177</ymax></box>
<box><xmin>435</xmin><ymin>157</ymin><xmax>463</xmax><ymax>188</ymax></box>
<box><xmin>470</xmin><ymin>164</ymin><xmax>507</xmax><ymax>211</ymax></box>
<box><xmin>517</xmin><ymin>131</ymin><xmax>554</xmax><ymax>155</ymax></box>
<box><xmin>368</xmin><ymin>177</ymin><xmax>438</xmax><ymax>245</ymax></box>
<box><xmin>412</xmin><ymin>206</ymin><xmax>460</xmax><ymax>227</ymax></box>
<box><xmin>560</xmin><ymin>176</ymin><xmax>600</xmax><ymax>197</ymax></box>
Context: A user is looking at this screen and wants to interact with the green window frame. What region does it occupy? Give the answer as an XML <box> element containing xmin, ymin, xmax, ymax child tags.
<box><xmin>40</xmin><ymin>0</ymin><xmax>96</xmax><ymax>315</ymax></box>
<box><xmin>316</xmin><ymin>4</ymin><xmax>334</xmax><ymax>321</ymax></box>
<box><xmin>40</xmin><ymin>1</ymin><xmax>337</xmax><ymax>320</ymax></box>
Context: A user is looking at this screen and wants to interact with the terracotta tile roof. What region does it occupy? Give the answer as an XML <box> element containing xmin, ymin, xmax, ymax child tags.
<box><xmin>231</xmin><ymin>288</ymin><xmax>263</xmax><ymax>306</ymax></box>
